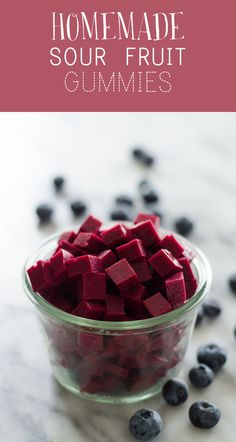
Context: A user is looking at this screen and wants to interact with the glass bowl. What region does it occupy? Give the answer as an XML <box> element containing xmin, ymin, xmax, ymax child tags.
<box><xmin>23</xmin><ymin>229</ymin><xmax>212</xmax><ymax>404</ymax></box>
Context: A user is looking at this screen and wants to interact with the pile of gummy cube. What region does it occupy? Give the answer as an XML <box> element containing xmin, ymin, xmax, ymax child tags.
<box><xmin>27</xmin><ymin>213</ymin><xmax>197</xmax><ymax>320</ymax></box>
<box><xmin>27</xmin><ymin>213</ymin><xmax>198</xmax><ymax>396</ymax></box>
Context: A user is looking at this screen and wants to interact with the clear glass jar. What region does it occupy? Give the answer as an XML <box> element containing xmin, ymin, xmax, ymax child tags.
<box><xmin>23</xmin><ymin>230</ymin><xmax>212</xmax><ymax>404</ymax></box>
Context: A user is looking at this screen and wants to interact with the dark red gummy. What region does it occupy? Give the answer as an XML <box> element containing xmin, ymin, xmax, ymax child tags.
<box><xmin>149</xmin><ymin>249</ymin><xmax>183</xmax><ymax>277</ymax></box>
<box><xmin>134</xmin><ymin>212</ymin><xmax>160</xmax><ymax>228</ymax></box>
<box><xmin>121</xmin><ymin>284</ymin><xmax>146</xmax><ymax>313</ymax></box>
<box><xmin>72</xmin><ymin>301</ymin><xmax>105</xmax><ymax>319</ymax></box>
<box><xmin>161</xmin><ymin>234</ymin><xmax>184</xmax><ymax>258</ymax></box>
<box><xmin>76</xmin><ymin>332</ymin><xmax>103</xmax><ymax>352</ymax></box>
<box><xmin>100</xmin><ymin>224</ymin><xmax>128</xmax><ymax>248</ymax></box>
<box><xmin>165</xmin><ymin>272</ymin><xmax>186</xmax><ymax>307</ymax></box>
<box><xmin>65</xmin><ymin>255</ymin><xmax>102</xmax><ymax>277</ymax></box>
<box><xmin>143</xmin><ymin>292</ymin><xmax>172</xmax><ymax>317</ymax></box>
<box><xmin>178</xmin><ymin>257</ymin><xmax>195</xmax><ymax>280</ymax></box>
<box><xmin>59</xmin><ymin>230</ymin><xmax>76</xmax><ymax>244</ymax></box>
<box><xmin>105</xmin><ymin>294</ymin><xmax>125</xmax><ymax>320</ymax></box>
<box><xmin>131</xmin><ymin>220</ymin><xmax>162</xmax><ymax>248</ymax></box>
<box><xmin>59</xmin><ymin>240</ymin><xmax>79</xmax><ymax>256</ymax></box>
<box><xmin>105</xmin><ymin>362</ymin><xmax>129</xmax><ymax>379</ymax></box>
<box><xmin>185</xmin><ymin>278</ymin><xmax>198</xmax><ymax>299</ymax></box>
<box><xmin>82</xmin><ymin>272</ymin><xmax>107</xmax><ymax>301</ymax></box>
<box><xmin>131</xmin><ymin>259</ymin><xmax>152</xmax><ymax>283</ymax></box>
<box><xmin>79</xmin><ymin>215</ymin><xmax>102</xmax><ymax>233</ymax></box>
<box><xmin>116</xmin><ymin>239</ymin><xmax>146</xmax><ymax>263</ymax></box>
<box><xmin>106</xmin><ymin>258</ymin><xmax>139</xmax><ymax>291</ymax></box>
<box><xmin>98</xmin><ymin>249</ymin><xmax>117</xmax><ymax>269</ymax></box>
<box><xmin>73</xmin><ymin>232</ymin><xmax>104</xmax><ymax>253</ymax></box>
<box><xmin>27</xmin><ymin>260</ymin><xmax>51</xmax><ymax>293</ymax></box>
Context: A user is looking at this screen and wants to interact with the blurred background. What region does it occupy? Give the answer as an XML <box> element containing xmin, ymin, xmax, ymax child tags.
<box><xmin>0</xmin><ymin>112</ymin><xmax>236</xmax><ymax>441</ymax></box>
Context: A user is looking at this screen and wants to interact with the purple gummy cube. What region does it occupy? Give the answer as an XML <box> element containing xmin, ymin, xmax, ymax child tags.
<box><xmin>131</xmin><ymin>259</ymin><xmax>152</xmax><ymax>283</ymax></box>
<box><xmin>106</xmin><ymin>258</ymin><xmax>139</xmax><ymax>291</ymax></box>
<box><xmin>58</xmin><ymin>230</ymin><xmax>76</xmax><ymax>245</ymax></box>
<box><xmin>116</xmin><ymin>239</ymin><xmax>146</xmax><ymax>263</ymax></box>
<box><xmin>148</xmin><ymin>248</ymin><xmax>183</xmax><ymax>277</ymax></box>
<box><xmin>72</xmin><ymin>300</ymin><xmax>105</xmax><ymax>319</ymax></box>
<box><xmin>79</xmin><ymin>215</ymin><xmax>102</xmax><ymax>233</ymax></box>
<box><xmin>131</xmin><ymin>220</ymin><xmax>162</xmax><ymax>248</ymax></box>
<box><xmin>73</xmin><ymin>232</ymin><xmax>104</xmax><ymax>253</ymax></box>
<box><xmin>178</xmin><ymin>257</ymin><xmax>195</xmax><ymax>280</ymax></box>
<box><xmin>143</xmin><ymin>292</ymin><xmax>173</xmax><ymax>317</ymax></box>
<box><xmin>82</xmin><ymin>272</ymin><xmax>107</xmax><ymax>301</ymax></box>
<box><xmin>65</xmin><ymin>255</ymin><xmax>102</xmax><ymax>277</ymax></box>
<box><xmin>100</xmin><ymin>224</ymin><xmax>128</xmax><ymax>248</ymax></box>
<box><xmin>49</xmin><ymin>250</ymin><xmax>66</xmax><ymax>281</ymax></box>
<box><xmin>50</xmin><ymin>294</ymin><xmax>73</xmax><ymax>313</ymax></box>
<box><xmin>160</xmin><ymin>234</ymin><xmax>184</xmax><ymax>258</ymax></box>
<box><xmin>98</xmin><ymin>249</ymin><xmax>117</xmax><ymax>269</ymax></box>
<box><xmin>59</xmin><ymin>240</ymin><xmax>79</xmax><ymax>256</ymax></box>
<box><xmin>27</xmin><ymin>260</ymin><xmax>51</xmax><ymax>293</ymax></box>
<box><xmin>105</xmin><ymin>362</ymin><xmax>129</xmax><ymax>379</ymax></box>
<box><xmin>134</xmin><ymin>212</ymin><xmax>160</xmax><ymax>228</ymax></box>
<box><xmin>76</xmin><ymin>332</ymin><xmax>103</xmax><ymax>352</ymax></box>
<box><xmin>121</xmin><ymin>284</ymin><xmax>146</xmax><ymax>312</ymax></box>
<box><xmin>105</xmin><ymin>294</ymin><xmax>125</xmax><ymax>320</ymax></box>
<box><xmin>165</xmin><ymin>272</ymin><xmax>186</xmax><ymax>307</ymax></box>
<box><xmin>185</xmin><ymin>278</ymin><xmax>198</xmax><ymax>299</ymax></box>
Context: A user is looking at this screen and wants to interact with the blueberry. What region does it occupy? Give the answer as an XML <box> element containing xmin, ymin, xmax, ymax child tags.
<box><xmin>141</xmin><ymin>189</ymin><xmax>159</xmax><ymax>204</ymax></box>
<box><xmin>162</xmin><ymin>378</ymin><xmax>189</xmax><ymax>406</ymax></box>
<box><xmin>203</xmin><ymin>299</ymin><xmax>221</xmax><ymax>318</ymax></box>
<box><xmin>142</xmin><ymin>154</ymin><xmax>155</xmax><ymax>167</ymax></box>
<box><xmin>70</xmin><ymin>201</ymin><xmax>87</xmax><ymax>217</ymax></box>
<box><xmin>36</xmin><ymin>204</ymin><xmax>53</xmax><ymax>223</ymax></box>
<box><xmin>110</xmin><ymin>209</ymin><xmax>131</xmax><ymax>221</ymax></box>
<box><xmin>129</xmin><ymin>409</ymin><xmax>162</xmax><ymax>441</ymax></box>
<box><xmin>174</xmin><ymin>217</ymin><xmax>194</xmax><ymax>236</ymax></box>
<box><xmin>197</xmin><ymin>343</ymin><xmax>227</xmax><ymax>372</ymax></box>
<box><xmin>132</xmin><ymin>148</ymin><xmax>155</xmax><ymax>167</ymax></box>
<box><xmin>115</xmin><ymin>195</ymin><xmax>134</xmax><ymax>206</ymax></box>
<box><xmin>189</xmin><ymin>401</ymin><xmax>221</xmax><ymax>429</ymax></box>
<box><xmin>229</xmin><ymin>274</ymin><xmax>236</xmax><ymax>294</ymax></box>
<box><xmin>53</xmin><ymin>176</ymin><xmax>65</xmax><ymax>192</ymax></box>
<box><xmin>195</xmin><ymin>306</ymin><xmax>204</xmax><ymax>327</ymax></box>
<box><xmin>132</xmin><ymin>148</ymin><xmax>145</xmax><ymax>159</ymax></box>
<box><xmin>189</xmin><ymin>364</ymin><xmax>214</xmax><ymax>388</ymax></box>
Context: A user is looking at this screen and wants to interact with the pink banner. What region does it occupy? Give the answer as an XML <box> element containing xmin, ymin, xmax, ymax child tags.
<box><xmin>1</xmin><ymin>0</ymin><xmax>235</xmax><ymax>111</ymax></box>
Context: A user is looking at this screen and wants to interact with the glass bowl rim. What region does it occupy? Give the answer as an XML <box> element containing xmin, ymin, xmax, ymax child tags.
<box><xmin>23</xmin><ymin>227</ymin><xmax>212</xmax><ymax>331</ymax></box>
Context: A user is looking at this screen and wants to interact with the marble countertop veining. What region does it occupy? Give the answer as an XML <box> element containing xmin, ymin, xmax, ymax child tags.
<box><xmin>0</xmin><ymin>112</ymin><xmax>236</xmax><ymax>442</ymax></box>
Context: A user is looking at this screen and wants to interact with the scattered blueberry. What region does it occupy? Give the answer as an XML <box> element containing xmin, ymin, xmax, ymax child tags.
<box><xmin>174</xmin><ymin>217</ymin><xmax>194</xmax><ymax>236</ymax></box>
<box><xmin>132</xmin><ymin>148</ymin><xmax>155</xmax><ymax>168</ymax></box>
<box><xmin>189</xmin><ymin>364</ymin><xmax>214</xmax><ymax>388</ymax></box>
<box><xmin>141</xmin><ymin>189</ymin><xmax>159</xmax><ymax>205</ymax></box>
<box><xmin>162</xmin><ymin>378</ymin><xmax>189</xmax><ymax>406</ymax></box>
<box><xmin>115</xmin><ymin>195</ymin><xmax>134</xmax><ymax>206</ymax></box>
<box><xmin>53</xmin><ymin>176</ymin><xmax>65</xmax><ymax>192</ymax></box>
<box><xmin>36</xmin><ymin>204</ymin><xmax>53</xmax><ymax>223</ymax></box>
<box><xmin>195</xmin><ymin>306</ymin><xmax>204</xmax><ymax>327</ymax></box>
<box><xmin>203</xmin><ymin>298</ymin><xmax>221</xmax><ymax>318</ymax></box>
<box><xmin>188</xmin><ymin>401</ymin><xmax>221</xmax><ymax>429</ymax></box>
<box><xmin>110</xmin><ymin>209</ymin><xmax>131</xmax><ymax>221</ymax></box>
<box><xmin>197</xmin><ymin>343</ymin><xmax>227</xmax><ymax>372</ymax></box>
<box><xmin>228</xmin><ymin>274</ymin><xmax>236</xmax><ymax>294</ymax></box>
<box><xmin>132</xmin><ymin>148</ymin><xmax>145</xmax><ymax>160</ymax></box>
<box><xmin>129</xmin><ymin>409</ymin><xmax>162</xmax><ymax>441</ymax></box>
<box><xmin>70</xmin><ymin>201</ymin><xmax>87</xmax><ymax>217</ymax></box>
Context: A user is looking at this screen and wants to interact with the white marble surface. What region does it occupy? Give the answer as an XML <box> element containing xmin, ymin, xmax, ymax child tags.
<box><xmin>0</xmin><ymin>112</ymin><xmax>236</xmax><ymax>441</ymax></box>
